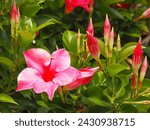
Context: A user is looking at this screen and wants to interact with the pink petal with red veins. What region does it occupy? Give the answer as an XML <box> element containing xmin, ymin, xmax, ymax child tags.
<box><xmin>50</xmin><ymin>49</ymin><xmax>70</xmax><ymax>72</ymax></box>
<box><xmin>16</xmin><ymin>68</ymin><xmax>41</xmax><ymax>91</ymax></box>
<box><xmin>53</xmin><ymin>67</ymin><xmax>80</xmax><ymax>86</ymax></box>
<box><xmin>24</xmin><ymin>48</ymin><xmax>51</xmax><ymax>74</ymax></box>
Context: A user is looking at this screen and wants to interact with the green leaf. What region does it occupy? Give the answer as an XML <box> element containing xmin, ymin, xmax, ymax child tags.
<box><xmin>109</xmin><ymin>8</ymin><xmax>124</xmax><ymax>20</ymax></box>
<box><xmin>36</xmin><ymin>100</ymin><xmax>49</xmax><ymax>108</ymax></box>
<box><xmin>0</xmin><ymin>94</ymin><xmax>18</xmax><ymax>105</ymax></box>
<box><xmin>117</xmin><ymin>42</ymin><xmax>136</xmax><ymax>63</ymax></box>
<box><xmin>86</xmin><ymin>97</ymin><xmax>110</xmax><ymax>107</ymax></box>
<box><xmin>19</xmin><ymin>31</ymin><xmax>34</xmax><ymax>47</ymax></box>
<box><xmin>141</xmin><ymin>78</ymin><xmax>150</xmax><ymax>90</ymax></box>
<box><xmin>62</xmin><ymin>30</ymin><xmax>77</xmax><ymax>52</ymax></box>
<box><xmin>0</xmin><ymin>57</ymin><xmax>15</xmax><ymax>69</ymax></box>
<box><xmin>46</xmin><ymin>0</ymin><xmax>64</xmax><ymax>10</ymax></box>
<box><xmin>107</xmin><ymin>63</ymin><xmax>128</xmax><ymax>77</ymax></box>
<box><xmin>21</xmin><ymin>0</ymin><xmax>41</xmax><ymax>17</ymax></box>
<box><xmin>32</xmin><ymin>19</ymin><xmax>61</xmax><ymax>33</ymax></box>
<box><xmin>20</xmin><ymin>17</ymin><xmax>37</xmax><ymax>32</ymax></box>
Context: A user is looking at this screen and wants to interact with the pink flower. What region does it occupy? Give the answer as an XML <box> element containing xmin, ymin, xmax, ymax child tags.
<box><xmin>86</xmin><ymin>19</ymin><xmax>100</xmax><ymax>60</ymax></box>
<box><xmin>132</xmin><ymin>38</ymin><xmax>143</xmax><ymax>73</ymax></box>
<box><xmin>10</xmin><ymin>0</ymin><xmax>20</xmax><ymax>24</ymax></box>
<box><xmin>64</xmin><ymin>67</ymin><xmax>99</xmax><ymax>90</ymax></box>
<box><xmin>142</xmin><ymin>8</ymin><xmax>150</xmax><ymax>18</ymax></box>
<box><xmin>16</xmin><ymin>48</ymin><xmax>80</xmax><ymax>100</ymax></box>
<box><xmin>65</xmin><ymin>0</ymin><xmax>91</xmax><ymax>14</ymax></box>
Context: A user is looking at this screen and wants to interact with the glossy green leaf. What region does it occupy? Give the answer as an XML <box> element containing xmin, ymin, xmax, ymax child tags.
<box><xmin>62</xmin><ymin>30</ymin><xmax>77</xmax><ymax>52</ymax></box>
<box><xmin>0</xmin><ymin>94</ymin><xmax>18</xmax><ymax>105</ymax></box>
<box><xmin>117</xmin><ymin>42</ymin><xmax>137</xmax><ymax>63</ymax></box>
<box><xmin>107</xmin><ymin>63</ymin><xmax>128</xmax><ymax>77</ymax></box>
<box><xmin>21</xmin><ymin>0</ymin><xmax>41</xmax><ymax>17</ymax></box>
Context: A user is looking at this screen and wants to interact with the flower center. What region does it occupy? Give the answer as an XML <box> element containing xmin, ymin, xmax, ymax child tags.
<box><xmin>42</xmin><ymin>66</ymin><xmax>55</xmax><ymax>82</ymax></box>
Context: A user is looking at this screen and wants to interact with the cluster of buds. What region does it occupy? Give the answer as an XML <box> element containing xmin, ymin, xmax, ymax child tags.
<box><xmin>131</xmin><ymin>38</ymin><xmax>148</xmax><ymax>96</ymax></box>
<box><xmin>10</xmin><ymin>0</ymin><xmax>20</xmax><ymax>39</ymax></box>
<box><xmin>103</xmin><ymin>15</ymin><xmax>115</xmax><ymax>58</ymax></box>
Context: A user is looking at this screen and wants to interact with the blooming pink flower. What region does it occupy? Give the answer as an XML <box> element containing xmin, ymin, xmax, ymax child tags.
<box><xmin>64</xmin><ymin>67</ymin><xmax>99</xmax><ymax>90</ymax></box>
<box><xmin>86</xmin><ymin>19</ymin><xmax>100</xmax><ymax>60</ymax></box>
<box><xmin>10</xmin><ymin>0</ymin><xmax>20</xmax><ymax>24</ymax></box>
<box><xmin>132</xmin><ymin>38</ymin><xmax>143</xmax><ymax>73</ymax></box>
<box><xmin>16</xmin><ymin>48</ymin><xmax>80</xmax><ymax>100</ymax></box>
<box><xmin>142</xmin><ymin>8</ymin><xmax>150</xmax><ymax>18</ymax></box>
<box><xmin>65</xmin><ymin>0</ymin><xmax>91</xmax><ymax>14</ymax></box>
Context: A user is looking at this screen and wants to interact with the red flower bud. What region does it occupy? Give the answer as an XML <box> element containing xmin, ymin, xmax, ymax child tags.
<box><xmin>10</xmin><ymin>0</ymin><xmax>20</xmax><ymax>24</ymax></box>
<box><xmin>86</xmin><ymin>32</ymin><xmax>100</xmax><ymax>60</ymax></box>
<box><xmin>140</xmin><ymin>56</ymin><xmax>148</xmax><ymax>81</ymax></box>
<box><xmin>132</xmin><ymin>38</ymin><xmax>143</xmax><ymax>73</ymax></box>
<box><xmin>87</xmin><ymin>18</ymin><xmax>94</xmax><ymax>36</ymax></box>
<box><xmin>142</xmin><ymin>8</ymin><xmax>150</xmax><ymax>18</ymax></box>
<box><xmin>104</xmin><ymin>14</ymin><xmax>111</xmax><ymax>46</ymax></box>
<box><xmin>86</xmin><ymin>19</ymin><xmax>100</xmax><ymax>60</ymax></box>
<box><xmin>108</xmin><ymin>27</ymin><xmax>114</xmax><ymax>57</ymax></box>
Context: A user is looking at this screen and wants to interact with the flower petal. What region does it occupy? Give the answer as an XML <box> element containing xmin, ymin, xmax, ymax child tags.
<box><xmin>66</xmin><ymin>67</ymin><xmax>98</xmax><ymax>90</ymax></box>
<box><xmin>44</xmin><ymin>82</ymin><xmax>58</xmax><ymax>101</ymax></box>
<box><xmin>53</xmin><ymin>67</ymin><xmax>80</xmax><ymax>86</ymax></box>
<box><xmin>24</xmin><ymin>48</ymin><xmax>51</xmax><ymax>73</ymax></box>
<box><xmin>50</xmin><ymin>49</ymin><xmax>70</xmax><ymax>72</ymax></box>
<box><xmin>16</xmin><ymin>68</ymin><xmax>41</xmax><ymax>91</ymax></box>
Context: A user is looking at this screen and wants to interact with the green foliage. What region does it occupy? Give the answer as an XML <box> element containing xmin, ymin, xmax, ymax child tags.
<box><xmin>0</xmin><ymin>0</ymin><xmax>150</xmax><ymax>113</ymax></box>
